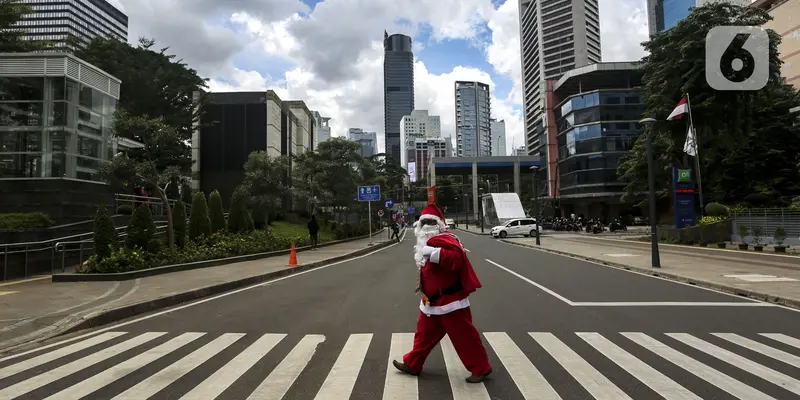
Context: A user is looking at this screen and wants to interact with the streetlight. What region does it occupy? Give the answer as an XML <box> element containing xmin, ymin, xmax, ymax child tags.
<box><xmin>479</xmin><ymin>188</ymin><xmax>485</xmax><ymax>233</ymax></box>
<box><xmin>640</xmin><ymin>117</ymin><xmax>661</xmax><ymax>268</ymax></box>
<box><xmin>529</xmin><ymin>165</ymin><xmax>541</xmax><ymax>245</ymax></box>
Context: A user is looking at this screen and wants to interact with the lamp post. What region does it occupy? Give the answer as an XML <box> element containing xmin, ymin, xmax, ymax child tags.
<box><xmin>479</xmin><ymin>188</ymin><xmax>485</xmax><ymax>233</ymax></box>
<box><xmin>640</xmin><ymin>117</ymin><xmax>661</xmax><ymax>268</ymax></box>
<box><xmin>530</xmin><ymin>165</ymin><xmax>541</xmax><ymax>245</ymax></box>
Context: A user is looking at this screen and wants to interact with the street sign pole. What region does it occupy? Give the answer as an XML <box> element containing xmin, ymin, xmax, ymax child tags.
<box><xmin>368</xmin><ymin>201</ymin><xmax>372</xmax><ymax>246</ymax></box>
<box><xmin>358</xmin><ymin>185</ymin><xmax>381</xmax><ymax>247</ymax></box>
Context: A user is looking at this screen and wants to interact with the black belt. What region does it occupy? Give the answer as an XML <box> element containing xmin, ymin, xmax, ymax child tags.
<box><xmin>424</xmin><ymin>281</ymin><xmax>463</xmax><ymax>304</ymax></box>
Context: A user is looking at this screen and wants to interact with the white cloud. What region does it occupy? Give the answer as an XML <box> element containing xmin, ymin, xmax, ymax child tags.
<box><xmin>119</xmin><ymin>0</ymin><xmax>649</xmax><ymax>156</ymax></box>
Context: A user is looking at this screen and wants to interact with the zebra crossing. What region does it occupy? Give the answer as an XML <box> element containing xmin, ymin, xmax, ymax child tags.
<box><xmin>1</xmin><ymin>330</ymin><xmax>800</xmax><ymax>399</ymax></box>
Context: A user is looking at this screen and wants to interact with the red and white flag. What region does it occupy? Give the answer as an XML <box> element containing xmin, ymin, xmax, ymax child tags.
<box><xmin>667</xmin><ymin>96</ymin><xmax>689</xmax><ymax>120</ymax></box>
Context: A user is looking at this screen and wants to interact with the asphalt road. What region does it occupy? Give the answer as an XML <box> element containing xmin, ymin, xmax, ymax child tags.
<box><xmin>2</xmin><ymin>230</ymin><xmax>800</xmax><ymax>399</ymax></box>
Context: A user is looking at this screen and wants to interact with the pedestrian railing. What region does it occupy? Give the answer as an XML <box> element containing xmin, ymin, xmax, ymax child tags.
<box><xmin>54</xmin><ymin>224</ymin><xmax>167</xmax><ymax>273</ymax></box>
<box><xmin>731</xmin><ymin>208</ymin><xmax>800</xmax><ymax>245</ymax></box>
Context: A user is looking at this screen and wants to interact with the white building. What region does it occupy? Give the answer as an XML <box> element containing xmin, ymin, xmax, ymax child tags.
<box><xmin>455</xmin><ymin>81</ymin><xmax>492</xmax><ymax>157</ymax></box>
<box><xmin>411</xmin><ymin>137</ymin><xmax>448</xmax><ymax>183</ymax></box>
<box><xmin>514</xmin><ymin>146</ymin><xmax>527</xmax><ymax>156</ymax></box>
<box><xmin>312</xmin><ymin>111</ymin><xmax>331</xmax><ymax>148</ymax></box>
<box><xmin>399</xmin><ymin>110</ymin><xmax>441</xmax><ymax>169</ymax></box>
<box><xmin>490</xmin><ymin>119</ymin><xmax>507</xmax><ymax>156</ymax></box>
<box><xmin>348</xmin><ymin>128</ymin><xmax>377</xmax><ymax>157</ymax></box>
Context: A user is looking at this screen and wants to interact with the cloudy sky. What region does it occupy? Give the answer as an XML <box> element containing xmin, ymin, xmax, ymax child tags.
<box><xmin>107</xmin><ymin>0</ymin><xmax>649</xmax><ymax>155</ymax></box>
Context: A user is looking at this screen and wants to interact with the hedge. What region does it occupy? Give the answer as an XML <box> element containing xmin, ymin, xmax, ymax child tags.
<box><xmin>0</xmin><ymin>212</ymin><xmax>54</xmax><ymax>230</ymax></box>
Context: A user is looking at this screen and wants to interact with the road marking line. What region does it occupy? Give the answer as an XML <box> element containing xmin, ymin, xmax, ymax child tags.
<box><xmin>713</xmin><ymin>333</ymin><xmax>800</xmax><ymax>367</ymax></box>
<box><xmin>47</xmin><ymin>332</ymin><xmax>206</xmax><ymax>399</ymax></box>
<box><xmin>315</xmin><ymin>333</ymin><xmax>372</xmax><ymax>399</ymax></box>
<box><xmin>667</xmin><ymin>333</ymin><xmax>800</xmax><ymax>396</ymax></box>
<box><xmin>0</xmin><ymin>331</ymin><xmax>127</xmax><ymax>378</ymax></box>
<box><xmin>383</xmin><ymin>333</ymin><xmax>417</xmax><ymax>400</ymax></box>
<box><xmin>570</xmin><ymin>302</ymin><xmax>771</xmax><ymax>307</ymax></box>
<box><xmin>441</xmin><ymin>335</ymin><xmax>490</xmax><ymax>399</ymax></box>
<box><xmin>530</xmin><ymin>332</ymin><xmax>631</xmax><ymax>399</ymax></box>
<box><xmin>483</xmin><ymin>332</ymin><xmax>560</xmax><ymax>399</ymax></box>
<box><xmin>0</xmin><ymin>242</ymin><xmax>399</xmax><ymax>363</ymax></box>
<box><xmin>623</xmin><ymin>333</ymin><xmax>774</xmax><ymax>399</ymax></box>
<box><xmin>180</xmin><ymin>333</ymin><xmax>286</xmax><ymax>400</ymax></box>
<box><xmin>0</xmin><ymin>275</ymin><xmax>50</xmax><ymax>287</ymax></box>
<box><xmin>485</xmin><ymin>259</ymin><xmax>574</xmax><ymax>305</ymax></box>
<box><xmin>247</xmin><ymin>334</ymin><xmax>325</xmax><ymax>400</ymax></box>
<box><xmin>113</xmin><ymin>333</ymin><xmax>245</xmax><ymax>400</ymax></box>
<box><xmin>759</xmin><ymin>333</ymin><xmax>800</xmax><ymax>349</ymax></box>
<box><xmin>0</xmin><ymin>291</ymin><xmax>18</xmax><ymax>296</ymax></box>
<box><xmin>576</xmin><ymin>332</ymin><xmax>700</xmax><ymax>400</ymax></box>
<box><xmin>0</xmin><ymin>332</ymin><xmax>167</xmax><ymax>398</ymax></box>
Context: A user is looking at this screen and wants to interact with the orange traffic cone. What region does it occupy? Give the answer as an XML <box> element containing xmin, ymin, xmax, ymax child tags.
<box><xmin>287</xmin><ymin>242</ymin><xmax>299</xmax><ymax>266</ymax></box>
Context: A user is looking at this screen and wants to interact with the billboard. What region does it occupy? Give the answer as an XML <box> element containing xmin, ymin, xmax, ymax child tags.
<box><xmin>407</xmin><ymin>162</ymin><xmax>416</xmax><ymax>183</ymax></box>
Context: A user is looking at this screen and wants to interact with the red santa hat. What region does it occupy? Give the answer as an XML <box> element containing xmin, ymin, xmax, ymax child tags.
<box><xmin>419</xmin><ymin>204</ymin><xmax>447</xmax><ymax>230</ymax></box>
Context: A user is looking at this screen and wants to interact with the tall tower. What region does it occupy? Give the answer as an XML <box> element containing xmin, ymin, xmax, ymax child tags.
<box><xmin>383</xmin><ymin>31</ymin><xmax>415</xmax><ymax>166</ymax></box>
<box><xmin>455</xmin><ymin>81</ymin><xmax>491</xmax><ymax>157</ymax></box>
<box><xmin>518</xmin><ymin>0</ymin><xmax>601</xmax><ymax>154</ymax></box>
<box><xmin>14</xmin><ymin>0</ymin><xmax>128</xmax><ymax>50</ymax></box>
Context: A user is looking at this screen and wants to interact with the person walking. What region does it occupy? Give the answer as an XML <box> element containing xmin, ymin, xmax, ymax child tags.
<box><xmin>392</xmin><ymin>204</ymin><xmax>493</xmax><ymax>383</ymax></box>
<box><xmin>390</xmin><ymin>219</ymin><xmax>400</xmax><ymax>242</ymax></box>
<box><xmin>307</xmin><ymin>215</ymin><xmax>319</xmax><ymax>250</ymax></box>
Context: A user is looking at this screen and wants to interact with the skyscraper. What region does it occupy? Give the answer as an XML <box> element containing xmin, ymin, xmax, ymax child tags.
<box><xmin>14</xmin><ymin>0</ymin><xmax>128</xmax><ymax>49</ymax></box>
<box><xmin>383</xmin><ymin>31</ymin><xmax>414</xmax><ymax>166</ymax></box>
<box><xmin>648</xmin><ymin>0</ymin><xmax>751</xmax><ymax>35</ymax></box>
<box><xmin>490</xmin><ymin>119</ymin><xmax>507</xmax><ymax>156</ymax></box>
<box><xmin>399</xmin><ymin>110</ymin><xmax>441</xmax><ymax>170</ymax></box>
<box><xmin>455</xmin><ymin>81</ymin><xmax>491</xmax><ymax>157</ymax></box>
<box><xmin>518</xmin><ymin>0</ymin><xmax>601</xmax><ymax>154</ymax></box>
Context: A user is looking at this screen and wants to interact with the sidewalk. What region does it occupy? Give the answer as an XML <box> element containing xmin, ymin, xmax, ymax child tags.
<box><xmin>504</xmin><ymin>234</ymin><xmax>800</xmax><ymax>309</ymax></box>
<box><xmin>0</xmin><ymin>234</ymin><xmax>398</xmax><ymax>354</ymax></box>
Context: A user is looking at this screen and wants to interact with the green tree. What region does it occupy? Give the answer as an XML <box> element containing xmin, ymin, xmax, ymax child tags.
<box><xmin>242</xmin><ymin>152</ymin><xmax>290</xmax><ymax>222</ymax></box>
<box><xmin>100</xmin><ymin>110</ymin><xmax>183</xmax><ymax>249</ymax></box>
<box><xmin>227</xmin><ymin>186</ymin><xmax>252</xmax><ymax>234</ymax></box>
<box><xmin>126</xmin><ymin>204</ymin><xmax>156</xmax><ymax>250</ymax></box>
<box><xmin>93</xmin><ymin>206</ymin><xmax>117</xmax><ymax>260</ymax></box>
<box><xmin>173</xmin><ymin>200</ymin><xmax>187</xmax><ymax>248</ymax></box>
<box><xmin>618</xmin><ymin>2</ymin><xmax>800</xmax><ymax>207</ymax></box>
<box><xmin>0</xmin><ymin>0</ymin><xmax>53</xmax><ymax>52</ymax></box>
<box><xmin>208</xmin><ymin>189</ymin><xmax>226</xmax><ymax>233</ymax></box>
<box><xmin>166</xmin><ymin>177</ymin><xmax>180</xmax><ymax>201</ymax></box>
<box><xmin>181</xmin><ymin>183</ymin><xmax>193</xmax><ymax>209</ymax></box>
<box><xmin>75</xmin><ymin>37</ymin><xmax>208</xmax><ymax>172</ymax></box>
<box><xmin>188</xmin><ymin>191</ymin><xmax>211</xmax><ymax>241</ymax></box>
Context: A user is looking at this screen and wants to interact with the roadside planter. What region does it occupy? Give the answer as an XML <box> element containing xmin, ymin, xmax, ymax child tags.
<box><xmin>737</xmin><ymin>224</ymin><xmax>749</xmax><ymax>250</ymax></box>
<box><xmin>774</xmin><ymin>226</ymin><xmax>787</xmax><ymax>253</ymax></box>
<box><xmin>752</xmin><ymin>226</ymin><xmax>764</xmax><ymax>252</ymax></box>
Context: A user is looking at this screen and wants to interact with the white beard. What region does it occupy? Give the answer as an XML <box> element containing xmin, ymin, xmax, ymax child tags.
<box><xmin>414</xmin><ymin>224</ymin><xmax>440</xmax><ymax>268</ymax></box>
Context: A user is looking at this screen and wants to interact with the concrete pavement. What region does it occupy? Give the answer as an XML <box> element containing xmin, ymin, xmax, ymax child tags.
<box><xmin>0</xmin><ymin>231</ymin><xmax>799</xmax><ymax>398</ymax></box>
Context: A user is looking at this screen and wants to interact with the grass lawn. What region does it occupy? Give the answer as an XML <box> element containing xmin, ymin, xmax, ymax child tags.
<box><xmin>270</xmin><ymin>221</ymin><xmax>334</xmax><ymax>242</ymax></box>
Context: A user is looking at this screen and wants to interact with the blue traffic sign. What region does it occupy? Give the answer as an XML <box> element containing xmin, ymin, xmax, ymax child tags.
<box><xmin>357</xmin><ymin>185</ymin><xmax>381</xmax><ymax>202</ymax></box>
<box><xmin>408</xmin><ymin>206</ymin><xmax>415</xmax><ymax>214</ymax></box>
<box><xmin>384</xmin><ymin>199</ymin><xmax>394</xmax><ymax>209</ymax></box>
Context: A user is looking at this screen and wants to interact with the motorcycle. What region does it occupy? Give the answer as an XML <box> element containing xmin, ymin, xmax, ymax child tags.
<box><xmin>609</xmin><ymin>218</ymin><xmax>627</xmax><ymax>232</ymax></box>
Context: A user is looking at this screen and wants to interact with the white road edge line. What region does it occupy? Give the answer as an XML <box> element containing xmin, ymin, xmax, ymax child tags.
<box><xmin>0</xmin><ymin>239</ymin><xmax>404</xmax><ymax>363</ymax></box>
<box><xmin>485</xmin><ymin>259</ymin><xmax>774</xmax><ymax>308</ymax></box>
<box><xmin>498</xmin><ymin>241</ymin><xmax>791</xmax><ymax>311</ymax></box>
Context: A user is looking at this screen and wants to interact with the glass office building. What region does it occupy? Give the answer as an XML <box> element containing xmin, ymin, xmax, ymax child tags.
<box><xmin>15</xmin><ymin>0</ymin><xmax>128</xmax><ymax>49</ymax></box>
<box><xmin>383</xmin><ymin>32</ymin><xmax>414</xmax><ymax>166</ymax></box>
<box><xmin>0</xmin><ymin>52</ymin><xmax>136</xmax><ymax>182</ymax></box>
<box><xmin>648</xmin><ymin>0</ymin><xmax>696</xmax><ymax>34</ymax></box>
<box><xmin>455</xmin><ymin>81</ymin><xmax>491</xmax><ymax>157</ymax></box>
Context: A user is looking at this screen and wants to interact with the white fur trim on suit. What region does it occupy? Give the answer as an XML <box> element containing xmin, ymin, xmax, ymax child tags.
<box><xmin>419</xmin><ymin>214</ymin><xmax>447</xmax><ymax>229</ymax></box>
<box><xmin>420</xmin><ymin>298</ymin><xmax>470</xmax><ymax>316</ymax></box>
<box><xmin>428</xmin><ymin>247</ymin><xmax>441</xmax><ymax>263</ymax></box>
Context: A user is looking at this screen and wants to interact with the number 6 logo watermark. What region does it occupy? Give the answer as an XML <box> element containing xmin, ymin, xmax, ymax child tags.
<box><xmin>705</xmin><ymin>26</ymin><xmax>770</xmax><ymax>91</ymax></box>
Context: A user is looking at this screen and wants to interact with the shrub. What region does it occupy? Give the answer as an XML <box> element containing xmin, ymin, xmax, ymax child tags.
<box><xmin>737</xmin><ymin>224</ymin><xmax>749</xmax><ymax>243</ymax></box>
<box><xmin>700</xmin><ymin>215</ymin><xmax>726</xmax><ymax>224</ymax></box>
<box><xmin>752</xmin><ymin>226</ymin><xmax>763</xmax><ymax>245</ymax></box>
<box><xmin>698</xmin><ymin>222</ymin><xmax>708</xmax><ymax>244</ymax></box>
<box><xmin>116</xmin><ymin>204</ymin><xmax>133</xmax><ymax>215</ymax></box>
<box><xmin>774</xmin><ymin>227</ymin><xmax>787</xmax><ymax>246</ymax></box>
<box><xmin>716</xmin><ymin>221</ymin><xmax>728</xmax><ymax>243</ymax></box>
<box><xmin>166</xmin><ymin>178</ymin><xmax>180</xmax><ymax>201</ymax></box>
<box><xmin>705</xmin><ymin>202</ymin><xmax>729</xmax><ymax>217</ymax></box>
<box><xmin>208</xmin><ymin>190</ymin><xmax>226</xmax><ymax>233</ymax></box>
<box><xmin>93</xmin><ymin>206</ymin><xmax>117</xmax><ymax>260</ymax></box>
<box><xmin>189</xmin><ymin>191</ymin><xmax>212</xmax><ymax>241</ymax></box>
<box><xmin>181</xmin><ymin>183</ymin><xmax>193</xmax><ymax>210</ymax></box>
<box><xmin>126</xmin><ymin>204</ymin><xmax>156</xmax><ymax>250</ymax></box>
<box><xmin>227</xmin><ymin>187</ymin><xmax>251</xmax><ymax>234</ymax></box>
<box><xmin>173</xmin><ymin>200</ymin><xmax>188</xmax><ymax>249</ymax></box>
<box><xmin>146</xmin><ymin>239</ymin><xmax>161</xmax><ymax>253</ymax></box>
<box><xmin>0</xmin><ymin>212</ymin><xmax>54</xmax><ymax>230</ymax></box>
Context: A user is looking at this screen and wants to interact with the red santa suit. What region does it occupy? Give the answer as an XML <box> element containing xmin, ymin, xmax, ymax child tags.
<box><xmin>397</xmin><ymin>204</ymin><xmax>492</xmax><ymax>381</ymax></box>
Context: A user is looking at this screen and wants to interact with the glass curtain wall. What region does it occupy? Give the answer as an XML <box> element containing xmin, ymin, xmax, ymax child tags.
<box><xmin>0</xmin><ymin>76</ymin><xmax>117</xmax><ymax>181</ymax></box>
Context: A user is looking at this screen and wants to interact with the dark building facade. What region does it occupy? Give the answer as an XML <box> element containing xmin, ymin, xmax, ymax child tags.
<box><xmin>647</xmin><ymin>0</ymin><xmax>695</xmax><ymax>35</ymax></box>
<box><xmin>15</xmin><ymin>0</ymin><xmax>128</xmax><ymax>49</ymax></box>
<box><xmin>383</xmin><ymin>31</ymin><xmax>414</xmax><ymax>166</ymax></box>
<box><xmin>548</xmin><ymin>62</ymin><xmax>645</xmax><ymax>218</ymax></box>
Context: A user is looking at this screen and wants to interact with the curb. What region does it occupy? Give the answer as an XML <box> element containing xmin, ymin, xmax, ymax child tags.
<box><xmin>501</xmin><ymin>239</ymin><xmax>800</xmax><ymax>310</ymax></box>
<box><xmin>64</xmin><ymin>239</ymin><xmax>397</xmax><ymax>336</ymax></box>
<box><xmin>52</xmin><ymin>229</ymin><xmax>386</xmax><ymax>282</ymax></box>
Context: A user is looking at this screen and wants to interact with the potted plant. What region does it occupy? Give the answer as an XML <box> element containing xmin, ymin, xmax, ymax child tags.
<box><xmin>737</xmin><ymin>224</ymin><xmax>749</xmax><ymax>250</ymax></box>
<box><xmin>698</xmin><ymin>222</ymin><xmax>708</xmax><ymax>247</ymax></box>
<box><xmin>716</xmin><ymin>222</ymin><xmax>727</xmax><ymax>248</ymax></box>
<box><xmin>752</xmin><ymin>226</ymin><xmax>763</xmax><ymax>251</ymax></box>
<box><xmin>774</xmin><ymin>226</ymin><xmax>787</xmax><ymax>253</ymax></box>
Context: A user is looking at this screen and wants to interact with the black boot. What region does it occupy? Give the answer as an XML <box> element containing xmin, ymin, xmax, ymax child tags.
<box><xmin>392</xmin><ymin>360</ymin><xmax>420</xmax><ymax>376</ymax></box>
<box><xmin>465</xmin><ymin>367</ymin><xmax>492</xmax><ymax>383</ymax></box>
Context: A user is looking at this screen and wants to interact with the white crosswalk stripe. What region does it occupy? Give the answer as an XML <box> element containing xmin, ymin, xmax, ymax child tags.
<box><xmin>0</xmin><ymin>331</ymin><xmax>798</xmax><ymax>399</ymax></box>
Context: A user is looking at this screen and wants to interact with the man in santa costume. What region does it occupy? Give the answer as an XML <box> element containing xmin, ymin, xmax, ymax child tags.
<box><xmin>392</xmin><ymin>204</ymin><xmax>493</xmax><ymax>383</ymax></box>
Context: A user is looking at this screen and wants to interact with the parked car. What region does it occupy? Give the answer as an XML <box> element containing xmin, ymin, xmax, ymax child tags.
<box><xmin>491</xmin><ymin>218</ymin><xmax>542</xmax><ymax>238</ymax></box>
<box><xmin>445</xmin><ymin>218</ymin><xmax>456</xmax><ymax>229</ymax></box>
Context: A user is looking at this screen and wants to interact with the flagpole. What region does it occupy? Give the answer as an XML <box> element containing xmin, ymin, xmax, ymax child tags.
<box><xmin>686</xmin><ymin>93</ymin><xmax>705</xmax><ymax>217</ymax></box>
